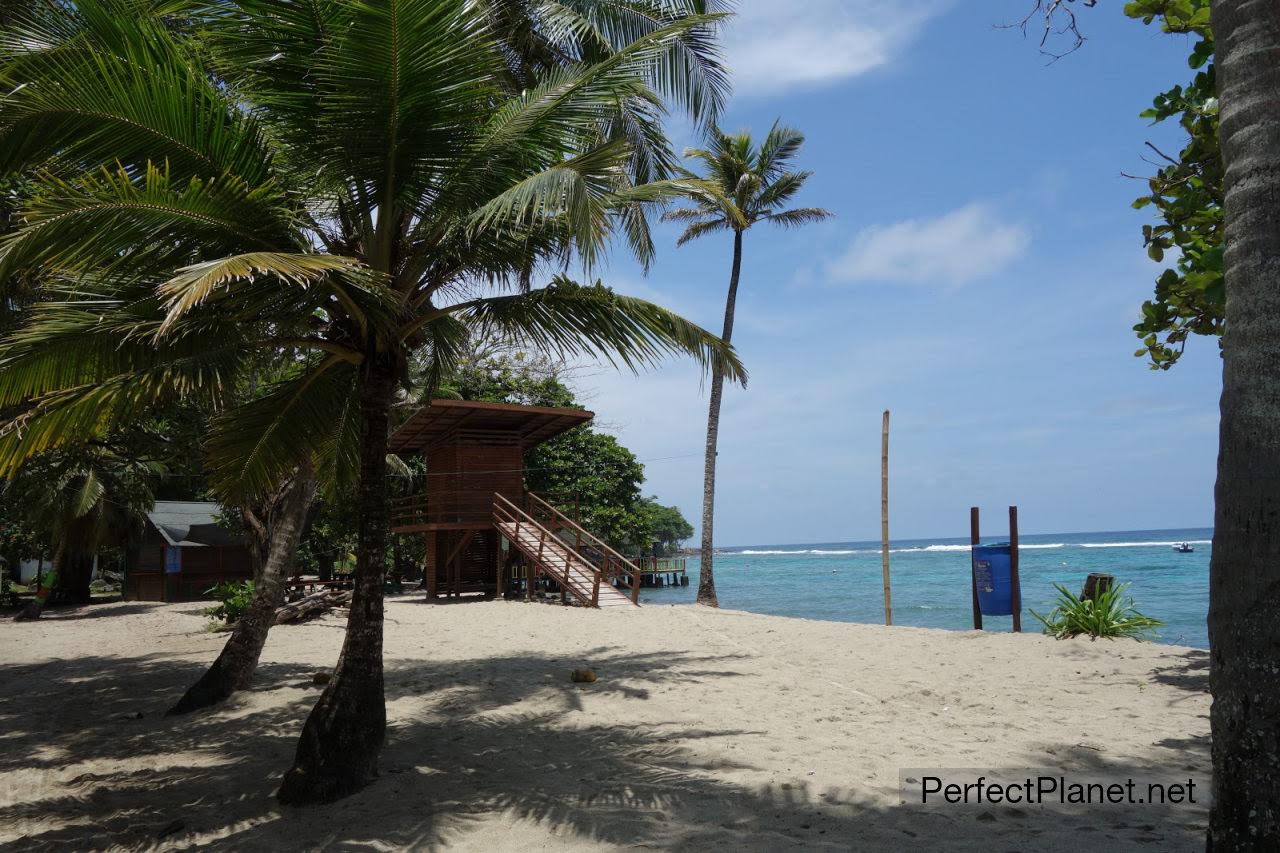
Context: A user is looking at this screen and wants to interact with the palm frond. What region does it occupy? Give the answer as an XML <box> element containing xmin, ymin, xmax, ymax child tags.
<box><xmin>765</xmin><ymin>207</ymin><xmax>833</xmax><ymax>229</ymax></box>
<box><xmin>675</xmin><ymin>218</ymin><xmax>730</xmax><ymax>246</ymax></box>
<box><xmin>448</xmin><ymin>275</ymin><xmax>746</xmax><ymax>384</ymax></box>
<box><xmin>0</xmin><ymin>0</ymin><xmax>272</xmax><ymax>185</ymax></box>
<box><xmin>156</xmin><ymin>252</ymin><xmax>387</xmax><ymax>338</ymax></box>
<box><xmin>756</xmin><ymin>120</ymin><xmax>805</xmax><ymax>180</ymax></box>
<box><xmin>528</xmin><ymin>0</ymin><xmax>731</xmax><ymax>126</ymax></box>
<box><xmin>466</xmin><ymin>141</ymin><xmax>633</xmax><ymax>269</ymax></box>
<box><xmin>0</xmin><ymin>163</ymin><xmax>300</xmax><ymax>283</ymax></box>
<box><xmin>0</xmin><ymin>296</ymin><xmax>245</xmax><ymax>409</ymax></box>
<box><xmin>206</xmin><ymin>357</ymin><xmax>359</xmax><ymax>501</ymax></box>
<box><xmin>753</xmin><ymin>170</ymin><xmax>810</xmax><ymax>212</ymax></box>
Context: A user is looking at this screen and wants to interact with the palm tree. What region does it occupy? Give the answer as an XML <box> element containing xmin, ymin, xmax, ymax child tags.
<box><xmin>662</xmin><ymin>122</ymin><xmax>830</xmax><ymax>606</ymax></box>
<box><xmin>1205</xmin><ymin>2</ymin><xmax>1280</xmax><ymax>847</ymax></box>
<box><xmin>0</xmin><ymin>0</ymin><xmax>744</xmax><ymax>804</ymax></box>
<box><xmin>7</xmin><ymin>444</ymin><xmax>158</xmax><ymax>619</ymax></box>
<box><xmin>168</xmin><ymin>459</ymin><xmax>319</xmax><ymax>715</ymax></box>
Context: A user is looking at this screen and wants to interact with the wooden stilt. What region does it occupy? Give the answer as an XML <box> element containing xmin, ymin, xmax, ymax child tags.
<box><xmin>1009</xmin><ymin>505</ymin><xmax>1022</xmax><ymax>633</ymax></box>
<box><xmin>969</xmin><ymin>507</ymin><xmax>983</xmax><ymax>630</ymax></box>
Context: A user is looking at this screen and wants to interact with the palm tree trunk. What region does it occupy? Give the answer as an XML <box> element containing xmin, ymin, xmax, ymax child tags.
<box><xmin>278</xmin><ymin>359</ymin><xmax>394</xmax><ymax>805</ymax></box>
<box><xmin>51</xmin><ymin>550</ymin><xmax>94</xmax><ymax>605</ymax></box>
<box><xmin>698</xmin><ymin>229</ymin><xmax>743</xmax><ymax>607</ymax></box>
<box><xmin>1207</xmin><ymin>2</ymin><xmax>1280</xmax><ymax>848</ymax></box>
<box><xmin>167</xmin><ymin>464</ymin><xmax>317</xmax><ymax>715</ymax></box>
<box><xmin>240</xmin><ymin>504</ymin><xmax>271</xmax><ymax>584</ymax></box>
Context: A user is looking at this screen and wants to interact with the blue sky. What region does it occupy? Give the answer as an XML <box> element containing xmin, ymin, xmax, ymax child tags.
<box><xmin>574</xmin><ymin>1</ymin><xmax>1222</xmax><ymax>546</ymax></box>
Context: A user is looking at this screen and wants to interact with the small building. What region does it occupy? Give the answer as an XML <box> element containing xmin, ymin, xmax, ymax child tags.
<box><xmin>390</xmin><ymin>399</ymin><xmax>640</xmax><ymax>608</ymax></box>
<box><xmin>124</xmin><ymin>501</ymin><xmax>253</xmax><ymax>602</ymax></box>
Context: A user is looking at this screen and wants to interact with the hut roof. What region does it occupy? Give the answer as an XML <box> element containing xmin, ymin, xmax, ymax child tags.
<box><xmin>145</xmin><ymin>501</ymin><xmax>244</xmax><ymax>548</ymax></box>
<box><xmin>388</xmin><ymin>399</ymin><xmax>594</xmax><ymax>454</ymax></box>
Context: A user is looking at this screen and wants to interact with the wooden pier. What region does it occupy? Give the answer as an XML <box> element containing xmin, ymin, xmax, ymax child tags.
<box><xmin>633</xmin><ymin>556</ymin><xmax>689</xmax><ymax>588</ymax></box>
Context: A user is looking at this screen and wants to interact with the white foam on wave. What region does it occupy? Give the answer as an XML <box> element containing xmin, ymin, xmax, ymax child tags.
<box><xmin>1081</xmin><ymin>540</ymin><xmax>1211</xmax><ymax>549</ymax></box>
<box><xmin>733</xmin><ymin>539</ymin><xmax>1209</xmax><ymax>556</ymax></box>
<box><xmin>738</xmin><ymin>548</ymin><xmax>864</xmax><ymax>555</ymax></box>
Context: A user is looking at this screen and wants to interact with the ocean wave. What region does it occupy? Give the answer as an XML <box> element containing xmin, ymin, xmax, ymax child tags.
<box><xmin>731</xmin><ymin>539</ymin><xmax>1210</xmax><ymax>556</ymax></box>
<box><xmin>738</xmin><ymin>549</ymin><xmax>864</xmax><ymax>555</ymax></box>
<box><xmin>1081</xmin><ymin>540</ymin><xmax>1211</xmax><ymax>549</ymax></box>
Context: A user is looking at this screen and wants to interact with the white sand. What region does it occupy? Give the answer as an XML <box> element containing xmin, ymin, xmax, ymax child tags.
<box><xmin>0</xmin><ymin>597</ymin><xmax>1210</xmax><ymax>850</ymax></box>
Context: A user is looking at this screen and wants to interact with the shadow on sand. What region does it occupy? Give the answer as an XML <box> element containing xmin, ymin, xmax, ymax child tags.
<box><xmin>0</xmin><ymin>641</ymin><xmax>1211</xmax><ymax>851</ymax></box>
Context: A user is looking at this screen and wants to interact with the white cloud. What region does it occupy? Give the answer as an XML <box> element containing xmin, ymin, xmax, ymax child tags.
<box><xmin>723</xmin><ymin>1</ymin><xmax>945</xmax><ymax>96</ymax></box>
<box><xmin>828</xmin><ymin>203</ymin><xmax>1030</xmax><ymax>285</ymax></box>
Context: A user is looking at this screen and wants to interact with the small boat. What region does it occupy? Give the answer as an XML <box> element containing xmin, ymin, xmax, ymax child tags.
<box><xmin>1173</xmin><ymin>542</ymin><xmax>1194</xmax><ymax>553</ymax></box>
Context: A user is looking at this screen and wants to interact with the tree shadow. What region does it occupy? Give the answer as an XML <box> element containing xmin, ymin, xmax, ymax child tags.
<box><xmin>12</xmin><ymin>602</ymin><xmax>157</xmax><ymax>622</ymax></box>
<box><xmin>1149</xmin><ymin>649</ymin><xmax>1210</xmax><ymax>697</ymax></box>
<box><xmin>0</xmin><ymin>645</ymin><xmax>1209</xmax><ymax>851</ymax></box>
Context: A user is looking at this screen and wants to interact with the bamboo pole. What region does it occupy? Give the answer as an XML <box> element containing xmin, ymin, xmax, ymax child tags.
<box><xmin>880</xmin><ymin>410</ymin><xmax>892</xmax><ymax>625</ymax></box>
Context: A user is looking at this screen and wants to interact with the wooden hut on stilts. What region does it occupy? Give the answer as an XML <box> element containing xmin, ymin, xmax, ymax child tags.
<box><xmin>389</xmin><ymin>399</ymin><xmax>642</xmax><ymax>609</ymax></box>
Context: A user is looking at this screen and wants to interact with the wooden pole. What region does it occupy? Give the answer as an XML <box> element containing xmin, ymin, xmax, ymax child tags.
<box><xmin>969</xmin><ymin>506</ymin><xmax>983</xmax><ymax>630</ymax></box>
<box><xmin>1009</xmin><ymin>505</ymin><xmax>1022</xmax><ymax>633</ymax></box>
<box><xmin>880</xmin><ymin>410</ymin><xmax>892</xmax><ymax>625</ymax></box>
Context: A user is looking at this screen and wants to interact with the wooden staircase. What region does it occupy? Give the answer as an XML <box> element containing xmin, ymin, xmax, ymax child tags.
<box><xmin>493</xmin><ymin>492</ymin><xmax>640</xmax><ymax>609</ymax></box>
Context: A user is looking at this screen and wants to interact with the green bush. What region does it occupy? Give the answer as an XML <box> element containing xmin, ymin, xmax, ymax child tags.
<box><xmin>1032</xmin><ymin>582</ymin><xmax>1163</xmax><ymax>640</ymax></box>
<box><xmin>204</xmin><ymin>580</ymin><xmax>256</xmax><ymax>626</ymax></box>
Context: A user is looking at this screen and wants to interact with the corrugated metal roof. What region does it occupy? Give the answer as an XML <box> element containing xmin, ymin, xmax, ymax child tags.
<box><xmin>146</xmin><ymin>501</ymin><xmax>245</xmax><ymax>548</ymax></box>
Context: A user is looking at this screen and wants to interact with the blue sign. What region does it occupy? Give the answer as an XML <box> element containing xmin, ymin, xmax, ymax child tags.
<box><xmin>164</xmin><ymin>546</ymin><xmax>182</xmax><ymax>574</ymax></box>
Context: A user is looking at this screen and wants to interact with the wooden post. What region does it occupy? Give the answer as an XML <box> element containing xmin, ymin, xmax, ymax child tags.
<box><xmin>496</xmin><ymin>544</ymin><xmax>505</xmax><ymax>598</ymax></box>
<box><xmin>1081</xmin><ymin>572</ymin><xmax>1114</xmax><ymax>601</ymax></box>
<box><xmin>425</xmin><ymin>533</ymin><xmax>438</xmax><ymax>600</ymax></box>
<box><xmin>880</xmin><ymin>410</ymin><xmax>892</xmax><ymax>626</ymax></box>
<box><xmin>1009</xmin><ymin>505</ymin><xmax>1022</xmax><ymax>633</ymax></box>
<box><xmin>969</xmin><ymin>506</ymin><xmax>983</xmax><ymax>630</ymax></box>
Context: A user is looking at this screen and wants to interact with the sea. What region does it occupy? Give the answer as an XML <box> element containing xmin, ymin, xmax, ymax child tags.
<box><xmin>637</xmin><ymin>528</ymin><xmax>1213</xmax><ymax>649</ymax></box>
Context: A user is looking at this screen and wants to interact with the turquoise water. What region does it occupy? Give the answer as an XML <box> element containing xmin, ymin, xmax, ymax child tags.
<box><xmin>638</xmin><ymin>528</ymin><xmax>1212</xmax><ymax>648</ymax></box>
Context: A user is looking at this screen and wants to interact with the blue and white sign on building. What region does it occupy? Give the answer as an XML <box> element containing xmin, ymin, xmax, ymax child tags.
<box><xmin>164</xmin><ymin>546</ymin><xmax>182</xmax><ymax>574</ymax></box>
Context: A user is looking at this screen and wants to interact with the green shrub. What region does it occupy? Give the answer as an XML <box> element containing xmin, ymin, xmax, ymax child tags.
<box><xmin>204</xmin><ymin>580</ymin><xmax>256</xmax><ymax>626</ymax></box>
<box><xmin>1032</xmin><ymin>582</ymin><xmax>1163</xmax><ymax>640</ymax></box>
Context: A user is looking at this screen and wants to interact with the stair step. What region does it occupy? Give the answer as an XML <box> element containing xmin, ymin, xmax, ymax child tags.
<box><xmin>496</xmin><ymin>518</ymin><xmax>638</xmax><ymax>609</ymax></box>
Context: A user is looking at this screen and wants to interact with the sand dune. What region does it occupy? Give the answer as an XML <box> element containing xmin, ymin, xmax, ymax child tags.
<box><xmin>0</xmin><ymin>598</ymin><xmax>1210</xmax><ymax>850</ymax></box>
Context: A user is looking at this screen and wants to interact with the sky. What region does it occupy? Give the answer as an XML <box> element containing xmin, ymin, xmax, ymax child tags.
<box><xmin>569</xmin><ymin>1</ymin><xmax>1223</xmax><ymax>546</ymax></box>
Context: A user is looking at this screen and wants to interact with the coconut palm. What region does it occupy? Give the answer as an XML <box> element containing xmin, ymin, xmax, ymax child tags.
<box><xmin>7</xmin><ymin>444</ymin><xmax>158</xmax><ymax>619</ymax></box>
<box><xmin>1205</xmin><ymin>2</ymin><xmax>1280</xmax><ymax>847</ymax></box>
<box><xmin>662</xmin><ymin>122</ymin><xmax>830</xmax><ymax>606</ymax></box>
<box><xmin>0</xmin><ymin>0</ymin><xmax>743</xmax><ymax>804</ymax></box>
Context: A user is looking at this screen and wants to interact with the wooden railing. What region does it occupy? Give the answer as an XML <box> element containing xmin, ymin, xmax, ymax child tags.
<box><xmin>640</xmin><ymin>556</ymin><xmax>688</xmax><ymax>574</ymax></box>
<box><xmin>525</xmin><ymin>491</ymin><xmax>642</xmax><ymax>604</ymax></box>
<box><xmin>391</xmin><ymin>492</ymin><xmax>495</xmax><ymax>528</ymax></box>
<box><xmin>493</xmin><ymin>492</ymin><xmax>604</xmax><ymax>607</ymax></box>
<box><xmin>391</xmin><ymin>493</ymin><xmax>427</xmax><ymax>529</ymax></box>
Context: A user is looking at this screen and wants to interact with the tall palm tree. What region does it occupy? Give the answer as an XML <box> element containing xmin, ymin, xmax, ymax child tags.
<box><xmin>0</xmin><ymin>0</ymin><xmax>744</xmax><ymax>804</ymax></box>
<box><xmin>1206</xmin><ymin>2</ymin><xmax>1280</xmax><ymax>847</ymax></box>
<box><xmin>662</xmin><ymin>122</ymin><xmax>830</xmax><ymax>606</ymax></box>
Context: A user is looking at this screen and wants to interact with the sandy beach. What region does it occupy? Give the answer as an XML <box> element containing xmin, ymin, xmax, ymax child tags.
<box><xmin>0</xmin><ymin>598</ymin><xmax>1210</xmax><ymax>851</ymax></box>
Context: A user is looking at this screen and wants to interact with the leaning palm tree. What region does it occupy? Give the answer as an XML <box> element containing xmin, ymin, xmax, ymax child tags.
<box><xmin>0</xmin><ymin>0</ymin><xmax>743</xmax><ymax>804</ymax></box>
<box><xmin>662</xmin><ymin>122</ymin><xmax>830</xmax><ymax>606</ymax></box>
